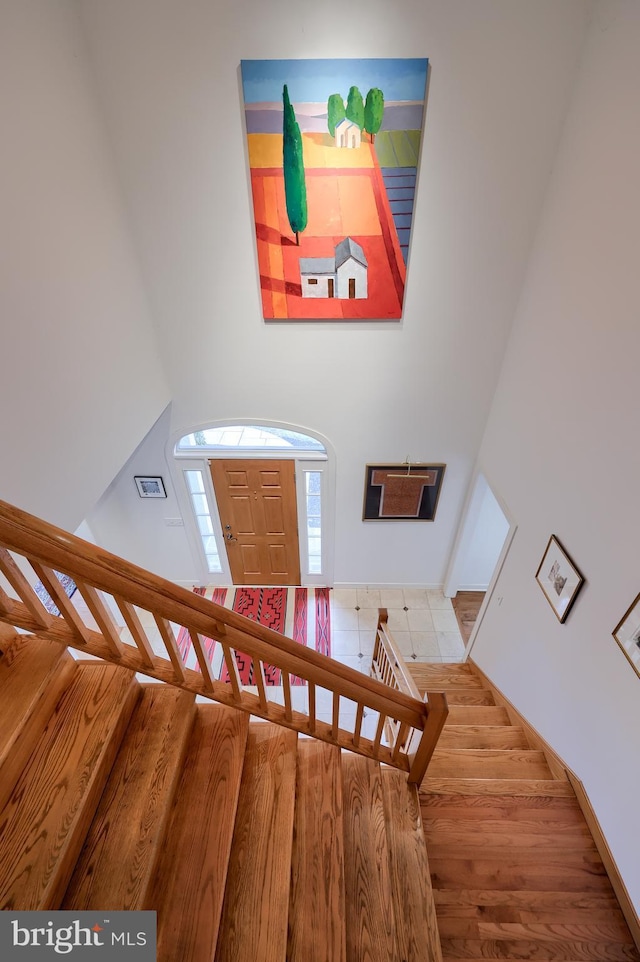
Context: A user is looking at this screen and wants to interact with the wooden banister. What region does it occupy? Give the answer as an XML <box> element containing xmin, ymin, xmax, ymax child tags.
<box><xmin>0</xmin><ymin>500</ymin><xmax>447</xmax><ymax>778</ymax></box>
<box><xmin>371</xmin><ymin>608</ymin><xmax>449</xmax><ymax>784</ymax></box>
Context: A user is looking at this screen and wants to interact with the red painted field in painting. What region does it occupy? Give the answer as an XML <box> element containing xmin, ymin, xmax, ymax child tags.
<box><xmin>250</xmin><ymin>142</ymin><xmax>406</xmax><ymax>320</ymax></box>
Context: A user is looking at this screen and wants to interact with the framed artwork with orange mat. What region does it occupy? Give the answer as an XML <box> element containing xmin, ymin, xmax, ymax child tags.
<box><xmin>362</xmin><ymin>462</ymin><xmax>445</xmax><ymax>521</ymax></box>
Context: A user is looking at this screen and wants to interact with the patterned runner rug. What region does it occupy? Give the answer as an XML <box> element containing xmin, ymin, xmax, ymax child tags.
<box><xmin>178</xmin><ymin>586</ymin><xmax>331</xmax><ymax>686</ymax></box>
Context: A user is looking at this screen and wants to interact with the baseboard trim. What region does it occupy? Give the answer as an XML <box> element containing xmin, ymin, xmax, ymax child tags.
<box><xmin>468</xmin><ymin>659</ymin><xmax>569</xmax><ymax>780</ymax></box>
<box><xmin>566</xmin><ymin>771</ymin><xmax>640</xmax><ymax>952</ymax></box>
<box><xmin>469</xmin><ymin>658</ymin><xmax>640</xmax><ymax>950</ymax></box>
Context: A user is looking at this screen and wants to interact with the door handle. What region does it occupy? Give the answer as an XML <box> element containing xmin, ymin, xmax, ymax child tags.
<box><xmin>224</xmin><ymin>524</ymin><xmax>236</xmax><ymax>543</ymax></box>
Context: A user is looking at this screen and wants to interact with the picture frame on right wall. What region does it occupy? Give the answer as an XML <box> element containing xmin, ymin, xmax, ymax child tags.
<box><xmin>535</xmin><ymin>534</ymin><xmax>585</xmax><ymax>623</ymax></box>
<box><xmin>612</xmin><ymin>592</ymin><xmax>640</xmax><ymax>680</ymax></box>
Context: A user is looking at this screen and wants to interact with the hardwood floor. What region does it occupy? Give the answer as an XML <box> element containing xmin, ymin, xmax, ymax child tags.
<box><xmin>410</xmin><ymin>662</ymin><xmax>640</xmax><ymax>962</ymax></box>
<box><xmin>451</xmin><ymin>591</ymin><xmax>485</xmax><ymax>645</ymax></box>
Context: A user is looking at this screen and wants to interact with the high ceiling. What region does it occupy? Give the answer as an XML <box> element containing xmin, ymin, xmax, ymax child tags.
<box><xmin>75</xmin><ymin>0</ymin><xmax>590</xmax><ymax>427</ymax></box>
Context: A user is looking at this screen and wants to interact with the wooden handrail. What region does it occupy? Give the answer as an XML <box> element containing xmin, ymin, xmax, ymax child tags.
<box><xmin>373</xmin><ymin>608</ymin><xmax>422</xmax><ymax>699</ymax></box>
<box><xmin>0</xmin><ymin>500</ymin><xmax>446</xmax><ymax>778</ymax></box>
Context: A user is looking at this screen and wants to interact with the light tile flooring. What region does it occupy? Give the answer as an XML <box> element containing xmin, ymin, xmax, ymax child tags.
<box><xmin>330</xmin><ymin>586</ymin><xmax>466</xmax><ymax>673</ymax></box>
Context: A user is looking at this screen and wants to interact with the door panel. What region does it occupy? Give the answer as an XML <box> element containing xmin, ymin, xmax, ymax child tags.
<box><xmin>239</xmin><ymin>545</ymin><xmax>262</xmax><ymax>577</ymax></box>
<box><xmin>263</xmin><ymin>497</ymin><xmax>285</xmax><ymax>533</ymax></box>
<box><xmin>268</xmin><ymin>545</ymin><xmax>288</xmax><ymax>573</ymax></box>
<box><xmin>231</xmin><ymin>497</ymin><xmax>254</xmax><ymax>532</ymax></box>
<box><xmin>209</xmin><ymin>459</ymin><xmax>301</xmax><ymax>585</ymax></box>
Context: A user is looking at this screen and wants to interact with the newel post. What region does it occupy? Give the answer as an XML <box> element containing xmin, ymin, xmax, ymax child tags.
<box><xmin>407</xmin><ymin>691</ymin><xmax>448</xmax><ymax>785</ymax></box>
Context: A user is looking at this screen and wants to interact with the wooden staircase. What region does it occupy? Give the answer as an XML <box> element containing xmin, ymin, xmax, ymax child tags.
<box><xmin>409</xmin><ymin>662</ymin><xmax>640</xmax><ymax>962</ymax></box>
<box><xmin>0</xmin><ymin>632</ymin><xmax>442</xmax><ymax>962</ymax></box>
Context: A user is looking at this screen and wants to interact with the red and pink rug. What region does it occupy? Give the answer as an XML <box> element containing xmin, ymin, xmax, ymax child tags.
<box><xmin>177</xmin><ymin>586</ymin><xmax>331</xmax><ymax>686</ymax></box>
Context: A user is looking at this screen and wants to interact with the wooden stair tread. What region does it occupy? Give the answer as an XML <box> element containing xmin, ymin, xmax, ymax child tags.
<box><xmin>0</xmin><ymin>663</ymin><xmax>139</xmax><ymax>910</ymax></box>
<box><xmin>428</xmin><ymin>855</ymin><xmax>612</xmax><ymax>893</ymax></box>
<box><xmin>438</xmin><ymin>726</ymin><xmax>530</xmax><ymax>750</ymax></box>
<box><xmin>215</xmin><ymin>722</ymin><xmax>298</xmax><ymax>962</ymax></box>
<box><xmin>428</xmin><ymin>749</ymin><xmax>553</xmax><ymax>780</ymax></box>
<box><xmin>420</xmin><ymin>778</ymin><xmax>576</xmax><ymax>796</ymax></box>
<box><xmin>432</xmin><ymin>889</ymin><xmax>624</xmax><ymax>912</ymax></box>
<box><xmin>438</xmin><ymin>690</ymin><xmax>496</xmax><ymax>706</ymax></box>
<box><xmin>421</xmin><ymin>821</ymin><xmax>596</xmax><ymax>852</ymax></box>
<box><xmin>0</xmin><ymin>635</ymin><xmax>76</xmax><ymax>812</ymax></box>
<box><xmin>288</xmin><ymin>740</ymin><xmax>345</xmax><ymax>962</ymax></box>
<box><xmin>381</xmin><ymin>767</ymin><xmax>443</xmax><ymax>962</ymax></box>
<box><xmin>442</xmin><ymin>937</ymin><xmax>639</xmax><ymax>961</ymax></box>
<box><xmin>409</xmin><ymin>663</ymin><xmax>477</xmax><ymax>680</ymax></box>
<box><xmin>420</xmin><ymin>793</ymin><xmax>584</xmax><ymax>817</ymax></box>
<box><xmin>410</xmin><ymin>665</ymin><xmax>484</xmax><ymax>689</ymax></box>
<box><xmin>151</xmin><ymin>704</ymin><xmax>249</xmax><ymax>962</ymax></box>
<box><xmin>342</xmin><ymin>754</ymin><xmax>397</xmax><ymax>962</ymax></box>
<box><xmin>62</xmin><ymin>685</ymin><xmax>196</xmax><ymax>910</ymax></box>
<box><xmin>434</xmin><ymin>902</ymin><xmax>628</xmax><ymax>924</ymax></box>
<box><xmin>438</xmin><ymin>918</ymin><xmax>636</xmax><ymax>943</ymax></box>
<box><xmin>427</xmin><ymin>844</ymin><xmax>603</xmax><ymax>864</ymax></box>
<box><xmin>446</xmin><ymin>706</ymin><xmax>510</xmax><ymax>726</ymax></box>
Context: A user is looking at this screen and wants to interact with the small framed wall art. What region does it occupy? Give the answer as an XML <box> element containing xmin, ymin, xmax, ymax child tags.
<box><xmin>134</xmin><ymin>476</ymin><xmax>167</xmax><ymax>499</ymax></box>
<box><xmin>612</xmin><ymin>592</ymin><xmax>640</xmax><ymax>680</ymax></box>
<box><xmin>535</xmin><ymin>534</ymin><xmax>585</xmax><ymax>623</ymax></box>
<box><xmin>362</xmin><ymin>462</ymin><xmax>445</xmax><ymax>521</ymax></box>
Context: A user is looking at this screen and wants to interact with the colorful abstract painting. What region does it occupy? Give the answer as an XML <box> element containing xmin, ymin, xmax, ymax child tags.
<box><xmin>240</xmin><ymin>58</ymin><xmax>429</xmax><ymax>320</ymax></box>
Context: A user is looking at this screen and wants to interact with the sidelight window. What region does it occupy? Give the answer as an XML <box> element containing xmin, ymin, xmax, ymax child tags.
<box><xmin>304</xmin><ymin>471</ymin><xmax>322</xmax><ymax>575</ymax></box>
<box><xmin>184</xmin><ymin>470</ymin><xmax>221</xmax><ymax>573</ymax></box>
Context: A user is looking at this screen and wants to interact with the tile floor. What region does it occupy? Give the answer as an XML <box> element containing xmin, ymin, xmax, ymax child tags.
<box><xmin>329</xmin><ymin>586</ymin><xmax>466</xmax><ymax>672</ymax></box>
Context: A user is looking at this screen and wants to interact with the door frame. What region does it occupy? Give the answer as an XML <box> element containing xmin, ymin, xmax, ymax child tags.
<box><xmin>168</xmin><ymin>420</ymin><xmax>335</xmax><ymax>587</ymax></box>
<box><xmin>443</xmin><ymin>464</ymin><xmax>517</xmax><ymax>656</ymax></box>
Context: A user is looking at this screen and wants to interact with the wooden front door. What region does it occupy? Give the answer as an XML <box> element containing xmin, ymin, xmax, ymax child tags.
<box><xmin>209</xmin><ymin>459</ymin><xmax>301</xmax><ymax>585</ymax></box>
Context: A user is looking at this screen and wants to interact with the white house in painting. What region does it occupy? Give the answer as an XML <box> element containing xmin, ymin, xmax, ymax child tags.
<box><xmin>300</xmin><ymin>237</ymin><xmax>368</xmax><ymax>300</ymax></box>
<box><xmin>334</xmin><ymin>118</ymin><xmax>361</xmax><ymax>149</ymax></box>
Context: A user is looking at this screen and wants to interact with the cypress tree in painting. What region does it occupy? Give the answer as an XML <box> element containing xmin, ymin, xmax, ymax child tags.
<box><xmin>327</xmin><ymin>92</ymin><xmax>345</xmax><ymax>137</ymax></box>
<box><xmin>282</xmin><ymin>84</ymin><xmax>307</xmax><ymax>245</ymax></box>
<box><xmin>364</xmin><ymin>87</ymin><xmax>384</xmax><ymax>142</ymax></box>
<box><xmin>345</xmin><ymin>85</ymin><xmax>364</xmax><ymax>129</ymax></box>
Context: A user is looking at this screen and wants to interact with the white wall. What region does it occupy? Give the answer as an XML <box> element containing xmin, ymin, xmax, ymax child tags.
<box><xmin>473</xmin><ymin>0</ymin><xmax>640</xmax><ymax>910</ymax></box>
<box><xmin>87</xmin><ymin>405</ymin><xmax>198</xmax><ymax>581</ymax></box>
<box><xmin>75</xmin><ymin>0</ymin><xmax>589</xmax><ymax>586</ymax></box>
<box><xmin>0</xmin><ymin>0</ymin><xmax>169</xmax><ymax>532</ymax></box>
<box><xmin>455</xmin><ymin>475</ymin><xmax>510</xmax><ymax>591</ymax></box>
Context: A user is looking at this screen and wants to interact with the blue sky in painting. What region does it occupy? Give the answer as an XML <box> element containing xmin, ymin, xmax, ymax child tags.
<box><xmin>241</xmin><ymin>58</ymin><xmax>428</xmax><ymax>104</ymax></box>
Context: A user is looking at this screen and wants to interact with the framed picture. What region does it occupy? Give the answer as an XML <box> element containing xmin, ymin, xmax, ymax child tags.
<box><xmin>612</xmin><ymin>592</ymin><xmax>640</xmax><ymax>680</ymax></box>
<box><xmin>535</xmin><ymin>534</ymin><xmax>585</xmax><ymax>623</ymax></box>
<box><xmin>363</xmin><ymin>463</ymin><xmax>445</xmax><ymax>521</ymax></box>
<box><xmin>134</xmin><ymin>476</ymin><xmax>167</xmax><ymax>499</ymax></box>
